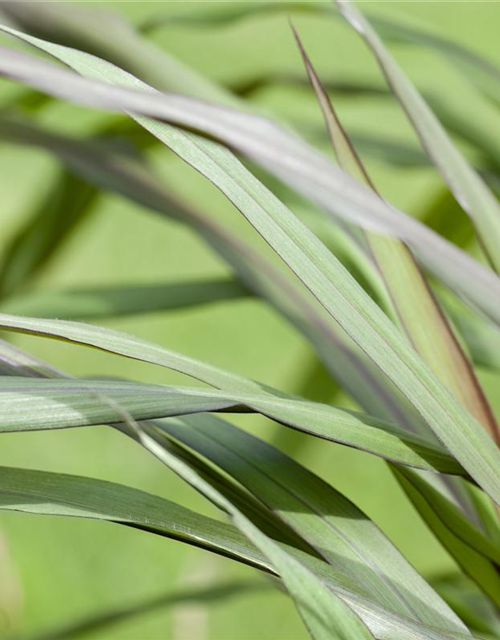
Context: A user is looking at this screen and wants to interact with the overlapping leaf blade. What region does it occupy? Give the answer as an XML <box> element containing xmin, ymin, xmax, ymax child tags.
<box><xmin>292</xmin><ymin>25</ymin><xmax>499</xmax><ymax>444</ymax></box>
<box><xmin>0</xmin><ymin>28</ymin><xmax>498</xmax><ymax>327</ymax></box>
<box><xmin>156</xmin><ymin>412</ymin><xmax>468</xmax><ymax>632</ymax></box>
<box><xmin>394</xmin><ymin>467</ymin><xmax>500</xmax><ymax>608</ymax></box>
<box><xmin>0</xmin><ymin>321</ymin><xmax>473</xmax><ymax>639</ymax></box>
<box><xmin>0</xmin><ymin>11</ymin><xmax>495</xmax><ymax>639</ymax></box>
<box><xmin>335</xmin><ymin>0</ymin><xmax>500</xmax><ymax>272</ymax></box>
<box><xmin>0</xmin><ymin>26</ymin><xmax>497</xmax><ymax>495</ymax></box>
<box><xmin>0</xmin><ymin>113</ymin><xmax>422</xmax><ymax>429</ymax></box>
<box><xmin>0</xmin><ymin>375</ymin><xmax>459</xmax><ymax>473</ymax></box>
<box><xmin>0</xmin><ymin>32</ymin><xmax>495</xmax><ymax>502</ymax></box>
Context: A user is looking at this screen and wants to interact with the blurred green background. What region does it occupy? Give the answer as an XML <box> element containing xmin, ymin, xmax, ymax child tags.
<box><xmin>0</xmin><ymin>1</ymin><xmax>499</xmax><ymax>638</ymax></box>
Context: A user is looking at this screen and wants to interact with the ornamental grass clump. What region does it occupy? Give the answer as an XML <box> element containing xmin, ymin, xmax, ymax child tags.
<box><xmin>0</xmin><ymin>1</ymin><xmax>499</xmax><ymax>638</ymax></box>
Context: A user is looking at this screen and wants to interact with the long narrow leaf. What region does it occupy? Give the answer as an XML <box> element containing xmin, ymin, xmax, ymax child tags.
<box><xmin>335</xmin><ymin>0</ymin><xmax>500</xmax><ymax>271</ymax></box>
<box><xmin>128</xmin><ymin>422</ymin><xmax>376</xmax><ymax>640</ymax></box>
<box><xmin>0</xmin><ymin>83</ymin><xmax>499</xmax><ymax>498</ymax></box>
<box><xmin>394</xmin><ymin>467</ymin><xmax>500</xmax><ymax>608</ymax></box>
<box><xmin>0</xmin><ymin>333</ymin><xmax>473</xmax><ymax>640</ymax></box>
<box><xmin>292</xmin><ymin>25</ymin><xmax>499</xmax><ymax>445</ymax></box>
<box><xmin>0</xmin><ymin>376</ymin><xmax>459</xmax><ymax>473</ymax></box>
<box><xmin>1</xmin><ymin>278</ymin><xmax>249</xmax><ymax>320</ymax></box>
<box><xmin>2</xmin><ymin>36</ymin><xmax>493</xmax><ymax>504</ymax></box>
<box><xmin>156</xmin><ymin>413</ymin><xmax>468</xmax><ymax>632</ymax></box>
<box><xmin>0</xmin><ymin>30</ymin><xmax>497</xmax><ymax>327</ymax></box>
<box><xmin>0</xmin><ymin>465</ymin><xmax>269</xmax><ymax>572</ymax></box>
<box><xmin>0</xmin><ymin>115</ymin><xmax>426</xmax><ymax>430</ymax></box>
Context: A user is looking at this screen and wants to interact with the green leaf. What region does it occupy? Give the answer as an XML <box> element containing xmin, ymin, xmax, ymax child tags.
<box><xmin>0</xmin><ymin>1</ymin><xmax>236</xmax><ymax>106</ymax></box>
<box><xmin>125</xmin><ymin>423</ymin><xmax>376</xmax><ymax>640</ymax></box>
<box><xmin>441</xmin><ymin>294</ymin><xmax>500</xmax><ymax>373</ymax></box>
<box><xmin>393</xmin><ymin>467</ymin><xmax>500</xmax><ymax>608</ymax></box>
<box><xmin>1</xmin><ymin>32</ymin><xmax>492</xmax><ymax>500</ymax></box>
<box><xmin>0</xmin><ymin>29</ymin><xmax>498</xmax><ymax>327</ymax></box>
<box><xmin>0</xmin><ymin>465</ymin><xmax>270</xmax><ymax>572</ymax></box>
<box><xmin>0</xmin><ymin>114</ymin><xmax>422</xmax><ymax>429</ymax></box>
<box><xmin>362</xmin><ymin>12</ymin><xmax>500</xmax><ymax>107</ymax></box>
<box><xmin>335</xmin><ymin>0</ymin><xmax>500</xmax><ymax>272</ymax></box>
<box><xmin>0</xmin><ymin>340</ymin><xmax>473</xmax><ymax>640</ymax></box>
<box><xmin>1</xmin><ymin>278</ymin><xmax>249</xmax><ymax>320</ymax></box>
<box><xmin>134</xmin><ymin>0</ymin><xmax>500</xmax><ymax>107</ymax></box>
<box><xmin>0</xmin><ymin>376</ymin><xmax>460</xmax><ymax>473</ymax></box>
<box><xmin>156</xmin><ymin>413</ymin><xmax>468</xmax><ymax>633</ymax></box>
<box><xmin>0</xmin><ymin>30</ymin><xmax>497</xmax><ymax>495</ymax></box>
<box><xmin>292</xmin><ymin>24</ymin><xmax>499</xmax><ymax>443</ymax></box>
<box><xmin>129</xmin><ymin>421</ymin><xmax>476</xmax><ymax>639</ymax></box>
<box><xmin>22</xmin><ymin>581</ymin><xmax>267</xmax><ymax>640</ymax></box>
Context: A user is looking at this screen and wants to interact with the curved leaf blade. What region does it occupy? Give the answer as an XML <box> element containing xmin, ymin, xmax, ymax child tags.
<box><xmin>0</xmin><ymin>376</ymin><xmax>460</xmax><ymax>474</ymax></box>
<box><xmin>335</xmin><ymin>0</ymin><xmax>500</xmax><ymax>272</ymax></box>
<box><xmin>394</xmin><ymin>467</ymin><xmax>500</xmax><ymax>608</ymax></box>
<box><xmin>157</xmin><ymin>412</ymin><xmax>468</xmax><ymax>633</ymax></box>
<box><xmin>0</xmin><ymin>29</ymin><xmax>497</xmax><ymax>326</ymax></box>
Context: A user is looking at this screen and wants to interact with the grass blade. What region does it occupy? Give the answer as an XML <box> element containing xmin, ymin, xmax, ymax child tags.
<box><xmin>0</xmin><ymin>465</ymin><xmax>270</xmax><ymax>572</ymax></box>
<box><xmin>393</xmin><ymin>467</ymin><xmax>500</xmax><ymax>608</ymax></box>
<box><xmin>292</xmin><ymin>25</ymin><xmax>499</xmax><ymax>445</ymax></box>
<box><xmin>157</xmin><ymin>413</ymin><xmax>468</xmax><ymax>633</ymax></box>
<box><xmin>0</xmin><ymin>336</ymin><xmax>473</xmax><ymax>640</ymax></box>
<box><xmin>128</xmin><ymin>424</ymin><xmax>376</xmax><ymax>640</ymax></box>
<box><xmin>0</xmin><ymin>84</ymin><xmax>499</xmax><ymax>498</ymax></box>
<box><xmin>335</xmin><ymin>0</ymin><xmax>500</xmax><ymax>272</ymax></box>
<box><xmin>21</xmin><ymin>581</ymin><xmax>267</xmax><ymax>640</ymax></box>
<box><xmin>0</xmin><ymin>375</ymin><xmax>460</xmax><ymax>473</ymax></box>
<box><xmin>0</xmin><ymin>114</ymin><xmax>423</xmax><ymax>430</ymax></box>
<box><xmin>0</xmin><ymin>30</ymin><xmax>497</xmax><ymax>327</ymax></box>
<box><xmin>1</xmin><ymin>278</ymin><xmax>249</xmax><ymax>320</ymax></box>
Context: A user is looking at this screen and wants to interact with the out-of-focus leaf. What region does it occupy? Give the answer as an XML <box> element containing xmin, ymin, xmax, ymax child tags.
<box><xmin>394</xmin><ymin>467</ymin><xmax>500</xmax><ymax>608</ymax></box>
<box><xmin>419</xmin><ymin>189</ymin><xmax>475</xmax><ymax>250</ymax></box>
<box><xmin>336</xmin><ymin>0</ymin><xmax>500</xmax><ymax>272</ymax></box>
<box><xmin>135</xmin><ymin>0</ymin><xmax>500</xmax><ymax>107</ymax></box>
<box><xmin>138</xmin><ymin>2</ymin><xmax>319</xmax><ymax>33</ymax></box>
<box><xmin>157</xmin><ymin>412</ymin><xmax>468</xmax><ymax>632</ymax></box>
<box><xmin>0</xmin><ymin>2</ymin><xmax>236</xmax><ymax>105</ymax></box>
<box><xmin>0</xmin><ymin>376</ymin><xmax>460</xmax><ymax>473</ymax></box>
<box><xmin>229</xmin><ymin>74</ymin><xmax>387</xmax><ymax>100</ymax></box>
<box><xmin>443</xmin><ymin>297</ymin><xmax>500</xmax><ymax>373</ymax></box>
<box><xmin>0</xmin><ymin>32</ymin><xmax>497</xmax><ymax>327</ymax></box>
<box><xmin>431</xmin><ymin>574</ymin><xmax>500</xmax><ymax>638</ymax></box>
<box><xmin>0</xmin><ymin>172</ymin><xmax>97</xmax><ymax>298</ymax></box>
<box><xmin>22</xmin><ymin>581</ymin><xmax>268</xmax><ymax>640</ymax></box>
<box><xmin>1</xmin><ymin>278</ymin><xmax>249</xmax><ymax>320</ymax></box>
<box><xmin>364</xmin><ymin>13</ymin><xmax>500</xmax><ymax>107</ymax></box>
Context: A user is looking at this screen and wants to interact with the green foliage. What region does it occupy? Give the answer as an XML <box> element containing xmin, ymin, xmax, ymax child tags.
<box><xmin>0</xmin><ymin>1</ymin><xmax>499</xmax><ymax>639</ymax></box>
